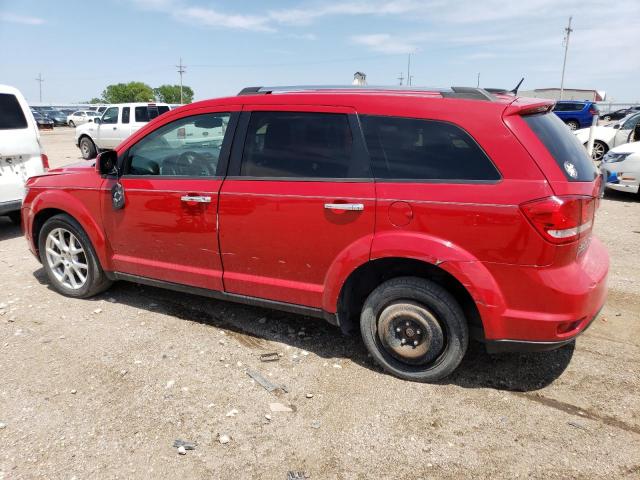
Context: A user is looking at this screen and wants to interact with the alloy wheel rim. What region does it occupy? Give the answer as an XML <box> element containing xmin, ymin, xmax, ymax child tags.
<box><xmin>592</xmin><ymin>143</ymin><xmax>605</xmax><ymax>161</ymax></box>
<box><xmin>377</xmin><ymin>302</ymin><xmax>445</xmax><ymax>366</ymax></box>
<box><xmin>45</xmin><ymin>228</ymin><xmax>88</xmax><ymax>290</ymax></box>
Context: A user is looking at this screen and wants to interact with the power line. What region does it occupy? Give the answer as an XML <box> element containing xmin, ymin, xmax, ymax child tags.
<box><xmin>35</xmin><ymin>73</ymin><xmax>44</xmax><ymax>102</ymax></box>
<box><xmin>559</xmin><ymin>16</ymin><xmax>573</xmax><ymax>100</ymax></box>
<box><xmin>176</xmin><ymin>57</ymin><xmax>186</xmax><ymax>104</ymax></box>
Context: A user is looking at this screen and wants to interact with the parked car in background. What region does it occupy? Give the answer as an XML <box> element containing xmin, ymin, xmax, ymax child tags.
<box><xmin>67</xmin><ymin>110</ymin><xmax>98</xmax><ymax>127</ymax></box>
<box><xmin>87</xmin><ymin>106</ymin><xmax>108</xmax><ymax>115</ymax></box>
<box><xmin>75</xmin><ymin>102</ymin><xmax>170</xmax><ymax>159</ymax></box>
<box><xmin>600</xmin><ymin>141</ymin><xmax>640</xmax><ymax>197</ymax></box>
<box><xmin>44</xmin><ymin>110</ymin><xmax>69</xmax><ymax>127</ymax></box>
<box><xmin>23</xmin><ymin>86</ymin><xmax>607</xmax><ymax>382</ymax></box>
<box><xmin>600</xmin><ymin>108</ymin><xmax>632</xmax><ymax>122</ymax></box>
<box><xmin>552</xmin><ymin>100</ymin><xmax>599</xmax><ymax>130</ymax></box>
<box><xmin>0</xmin><ymin>84</ymin><xmax>48</xmax><ymax>224</ymax></box>
<box><xmin>575</xmin><ymin>112</ymin><xmax>640</xmax><ymax>161</ymax></box>
<box><xmin>31</xmin><ymin>111</ymin><xmax>54</xmax><ymax>130</ymax></box>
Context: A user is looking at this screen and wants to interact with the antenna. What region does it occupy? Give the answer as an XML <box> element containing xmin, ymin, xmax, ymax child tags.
<box><xmin>510</xmin><ymin>77</ymin><xmax>525</xmax><ymax>95</ymax></box>
<box><xmin>35</xmin><ymin>73</ymin><xmax>44</xmax><ymax>102</ymax></box>
<box><xmin>559</xmin><ymin>16</ymin><xmax>573</xmax><ymax>100</ymax></box>
<box><xmin>176</xmin><ymin>57</ymin><xmax>186</xmax><ymax>104</ymax></box>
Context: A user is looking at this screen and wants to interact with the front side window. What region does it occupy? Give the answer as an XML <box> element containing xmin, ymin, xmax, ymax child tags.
<box><xmin>240</xmin><ymin>111</ymin><xmax>355</xmax><ymax>178</ymax></box>
<box><xmin>125</xmin><ymin>113</ymin><xmax>230</xmax><ymax>177</ymax></box>
<box><xmin>101</xmin><ymin>107</ymin><xmax>119</xmax><ymax>124</ymax></box>
<box><xmin>0</xmin><ymin>93</ymin><xmax>28</xmax><ymax>130</ymax></box>
<box><xmin>622</xmin><ymin>113</ymin><xmax>640</xmax><ymax>130</ymax></box>
<box><xmin>360</xmin><ymin>115</ymin><xmax>500</xmax><ymax>181</ymax></box>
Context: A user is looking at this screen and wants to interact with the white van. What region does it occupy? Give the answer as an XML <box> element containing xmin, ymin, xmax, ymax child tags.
<box><xmin>0</xmin><ymin>85</ymin><xmax>48</xmax><ymax>224</ymax></box>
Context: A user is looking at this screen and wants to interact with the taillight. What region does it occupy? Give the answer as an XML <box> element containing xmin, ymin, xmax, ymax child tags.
<box><xmin>589</xmin><ymin>107</ymin><xmax>597</xmax><ymax>115</ymax></box>
<box><xmin>41</xmin><ymin>153</ymin><xmax>49</xmax><ymax>171</ymax></box>
<box><xmin>520</xmin><ymin>196</ymin><xmax>595</xmax><ymax>244</ymax></box>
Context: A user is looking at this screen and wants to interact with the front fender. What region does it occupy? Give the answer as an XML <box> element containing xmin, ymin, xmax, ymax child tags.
<box><xmin>28</xmin><ymin>189</ymin><xmax>111</xmax><ymax>270</ymax></box>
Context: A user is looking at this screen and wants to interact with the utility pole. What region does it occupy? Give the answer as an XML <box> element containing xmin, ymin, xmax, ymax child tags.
<box><xmin>407</xmin><ymin>54</ymin><xmax>412</xmax><ymax>86</ymax></box>
<box><xmin>35</xmin><ymin>73</ymin><xmax>44</xmax><ymax>102</ymax></box>
<box><xmin>559</xmin><ymin>16</ymin><xmax>573</xmax><ymax>100</ymax></box>
<box><xmin>477</xmin><ymin>72</ymin><xmax>480</xmax><ymax>88</ymax></box>
<box><xmin>398</xmin><ymin>72</ymin><xmax>404</xmax><ymax>86</ymax></box>
<box><xmin>176</xmin><ymin>57</ymin><xmax>186</xmax><ymax>104</ymax></box>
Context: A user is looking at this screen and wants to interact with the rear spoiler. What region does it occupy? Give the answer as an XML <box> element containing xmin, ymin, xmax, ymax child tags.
<box><xmin>503</xmin><ymin>98</ymin><xmax>555</xmax><ymax>117</ymax></box>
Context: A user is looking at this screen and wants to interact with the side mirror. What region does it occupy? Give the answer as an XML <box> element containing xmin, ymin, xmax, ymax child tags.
<box><xmin>94</xmin><ymin>117</ymin><xmax>101</xmax><ymax>124</ymax></box>
<box><xmin>88</xmin><ymin>119</ymin><xmax>93</xmax><ymax>123</ymax></box>
<box><xmin>96</xmin><ymin>150</ymin><xmax>118</xmax><ymax>175</ymax></box>
<box><xmin>613</xmin><ymin>124</ymin><xmax>620</xmax><ymax>129</ymax></box>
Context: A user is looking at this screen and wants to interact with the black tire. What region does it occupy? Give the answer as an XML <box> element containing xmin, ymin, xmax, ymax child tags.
<box><xmin>7</xmin><ymin>211</ymin><xmax>21</xmax><ymax>226</ymax></box>
<box><xmin>603</xmin><ymin>115</ymin><xmax>611</xmax><ymax>121</ymax></box>
<box><xmin>68</xmin><ymin>120</ymin><xmax>75</xmax><ymax>127</ymax></box>
<box><xmin>566</xmin><ymin>120</ymin><xmax>580</xmax><ymax>131</ymax></box>
<box><xmin>79</xmin><ymin>136</ymin><xmax>97</xmax><ymax>160</ymax></box>
<box><xmin>38</xmin><ymin>214</ymin><xmax>112</xmax><ymax>298</ymax></box>
<box><xmin>360</xmin><ymin>277</ymin><xmax>468</xmax><ymax>382</ymax></box>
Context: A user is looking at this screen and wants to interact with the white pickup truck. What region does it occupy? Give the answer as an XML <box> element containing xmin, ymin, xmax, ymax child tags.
<box><xmin>75</xmin><ymin>102</ymin><xmax>170</xmax><ymax>159</ymax></box>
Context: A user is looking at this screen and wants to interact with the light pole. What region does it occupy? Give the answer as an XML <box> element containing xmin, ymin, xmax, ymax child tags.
<box><xmin>559</xmin><ymin>16</ymin><xmax>573</xmax><ymax>100</ymax></box>
<box><xmin>176</xmin><ymin>58</ymin><xmax>186</xmax><ymax>104</ymax></box>
<box><xmin>35</xmin><ymin>73</ymin><xmax>44</xmax><ymax>102</ymax></box>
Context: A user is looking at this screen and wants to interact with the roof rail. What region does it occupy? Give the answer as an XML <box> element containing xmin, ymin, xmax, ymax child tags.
<box><xmin>237</xmin><ymin>85</ymin><xmax>497</xmax><ymax>102</ymax></box>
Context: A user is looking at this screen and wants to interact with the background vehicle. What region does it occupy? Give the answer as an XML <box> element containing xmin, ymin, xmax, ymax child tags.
<box><xmin>552</xmin><ymin>100</ymin><xmax>598</xmax><ymax>130</ymax></box>
<box><xmin>75</xmin><ymin>102</ymin><xmax>170</xmax><ymax>159</ymax></box>
<box><xmin>87</xmin><ymin>106</ymin><xmax>108</xmax><ymax>115</ymax></box>
<box><xmin>31</xmin><ymin>111</ymin><xmax>54</xmax><ymax>130</ymax></box>
<box><xmin>23</xmin><ymin>86</ymin><xmax>607</xmax><ymax>382</ymax></box>
<box><xmin>0</xmin><ymin>84</ymin><xmax>48</xmax><ymax>224</ymax></box>
<box><xmin>44</xmin><ymin>110</ymin><xmax>68</xmax><ymax>126</ymax></box>
<box><xmin>600</xmin><ymin>108</ymin><xmax>632</xmax><ymax>121</ymax></box>
<box><xmin>67</xmin><ymin>110</ymin><xmax>98</xmax><ymax>127</ymax></box>
<box><xmin>575</xmin><ymin>112</ymin><xmax>640</xmax><ymax>161</ymax></box>
<box><xmin>600</xmin><ymin>141</ymin><xmax>640</xmax><ymax>197</ymax></box>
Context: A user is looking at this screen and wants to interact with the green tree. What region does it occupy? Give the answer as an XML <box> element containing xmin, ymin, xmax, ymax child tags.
<box><xmin>154</xmin><ymin>84</ymin><xmax>194</xmax><ymax>104</ymax></box>
<box><xmin>102</xmin><ymin>82</ymin><xmax>155</xmax><ymax>103</ymax></box>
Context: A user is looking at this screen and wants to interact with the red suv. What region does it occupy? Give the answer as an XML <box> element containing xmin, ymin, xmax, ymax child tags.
<box><xmin>22</xmin><ymin>86</ymin><xmax>608</xmax><ymax>382</ymax></box>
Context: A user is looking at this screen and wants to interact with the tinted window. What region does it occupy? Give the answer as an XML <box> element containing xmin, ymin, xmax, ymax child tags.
<box><xmin>101</xmin><ymin>107</ymin><xmax>119</xmax><ymax>124</ymax></box>
<box><xmin>0</xmin><ymin>93</ymin><xmax>28</xmax><ymax>129</ymax></box>
<box><xmin>240</xmin><ymin>112</ymin><xmax>356</xmax><ymax>178</ymax></box>
<box><xmin>523</xmin><ymin>113</ymin><xmax>597</xmax><ymax>182</ymax></box>
<box><xmin>134</xmin><ymin>105</ymin><xmax>170</xmax><ymax>122</ymax></box>
<box><xmin>126</xmin><ymin>113</ymin><xmax>230</xmax><ymax>177</ymax></box>
<box><xmin>360</xmin><ymin>115</ymin><xmax>500</xmax><ymax>181</ymax></box>
<box><xmin>122</xmin><ymin>107</ymin><xmax>130</xmax><ymax>124</ymax></box>
<box><xmin>622</xmin><ymin>113</ymin><xmax>640</xmax><ymax>130</ymax></box>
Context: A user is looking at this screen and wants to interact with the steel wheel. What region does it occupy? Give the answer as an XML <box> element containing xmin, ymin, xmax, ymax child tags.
<box><xmin>45</xmin><ymin>228</ymin><xmax>89</xmax><ymax>290</ymax></box>
<box><xmin>592</xmin><ymin>141</ymin><xmax>606</xmax><ymax>162</ymax></box>
<box><xmin>377</xmin><ymin>301</ymin><xmax>446</xmax><ymax>365</ymax></box>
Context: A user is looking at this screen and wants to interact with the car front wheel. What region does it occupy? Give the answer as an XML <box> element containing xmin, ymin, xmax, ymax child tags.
<box><xmin>79</xmin><ymin>137</ymin><xmax>97</xmax><ymax>160</ymax></box>
<box><xmin>360</xmin><ymin>277</ymin><xmax>468</xmax><ymax>382</ymax></box>
<box><xmin>68</xmin><ymin>120</ymin><xmax>75</xmax><ymax>127</ymax></box>
<box><xmin>39</xmin><ymin>214</ymin><xmax>111</xmax><ymax>298</ymax></box>
<box><xmin>591</xmin><ymin>140</ymin><xmax>608</xmax><ymax>162</ymax></box>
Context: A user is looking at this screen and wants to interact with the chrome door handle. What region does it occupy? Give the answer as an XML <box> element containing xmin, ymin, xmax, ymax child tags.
<box><xmin>324</xmin><ymin>203</ymin><xmax>364</xmax><ymax>211</ymax></box>
<box><xmin>181</xmin><ymin>195</ymin><xmax>211</xmax><ymax>203</ymax></box>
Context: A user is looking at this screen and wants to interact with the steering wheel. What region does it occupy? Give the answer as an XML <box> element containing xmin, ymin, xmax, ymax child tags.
<box><xmin>164</xmin><ymin>151</ymin><xmax>213</xmax><ymax>176</ymax></box>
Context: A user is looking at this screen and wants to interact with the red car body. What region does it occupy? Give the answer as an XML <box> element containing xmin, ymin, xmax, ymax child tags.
<box><xmin>22</xmin><ymin>87</ymin><xmax>608</xmax><ymax>356</ymax></box>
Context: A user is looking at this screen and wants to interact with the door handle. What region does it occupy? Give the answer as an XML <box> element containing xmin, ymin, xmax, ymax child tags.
<box><xmin>113</xmin><ymin>127</ymin><xmax>117</xmax><ymax>130</ymax></box>
<box><xmin>324</xmin><ymin>203</ymin><xmax>364</xmax><ymax>211</ymax></box>
<box><xmin>181</xmin><ymin>195</ymin><xmax>212</xmax><ymax>203</ymax></box>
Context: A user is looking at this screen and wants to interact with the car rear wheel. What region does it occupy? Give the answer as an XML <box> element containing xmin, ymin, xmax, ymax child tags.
<box><xmin>602</xmin><ymin>115</ymin><xmax>611</xmax><ymax>121</ymax></box>
<box><xmin>68</xmin><ymin>120</ymin><xmax>75</xmax><ymax>127</ymax></box>
<box><xmin>566</xmin><ymin>120</ymin><xmax>580</xmax><ymax>130</ymax></box>
<box><xmin>79</xmin><ymin>137</ymin><xmax>97</xmax><ymax>160</ymax></box>
<box><xmin>360</xmin><ymin>277</ymin><xmax>468</xmax><ymax>382</ymax></box>
<box><xmin>592</xmin><ymin>140</ymin><xmax>608</xmax><ymax>162</ymax></box>
<box><xmin>39</xmin><ymin>214</ymin><xmax>112</xmax><ymax>298</ymax></box>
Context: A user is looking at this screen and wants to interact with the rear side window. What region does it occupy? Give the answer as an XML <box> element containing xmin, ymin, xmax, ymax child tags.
<box><xmin>523</xmin><ymin>113</ymin><xmax>597</xmax><ymax>182</ymax></box>
<box><xmin>240</xmin><ymin>111</ymin><xmax>358</xmax><ymax>178</ymax></box>
<box><xmin>360</xmin><ymin>115</ymin><xmax>500</xmax><ymax>181</ymax></box>
<box><xmin>122</xmin><ymin>107</ymin><xmax>130</xmax><ymax>124</ymax></box>
<box><xmin>0</xmin><ymin>93</ymin><xmax>28</xmax><ymax>129</ymax></box>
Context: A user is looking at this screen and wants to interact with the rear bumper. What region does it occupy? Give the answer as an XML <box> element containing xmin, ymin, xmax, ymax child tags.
<box><xmin>0</xmin><ymin>199</ymin><xmax>22</xmax><ymax>216</ymax></box>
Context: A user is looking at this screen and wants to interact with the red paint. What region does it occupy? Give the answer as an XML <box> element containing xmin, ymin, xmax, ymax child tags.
<box><xmin>22</xmin><ymin>89</ymin><xmax>608</xmax><ymax>346</ymax></box>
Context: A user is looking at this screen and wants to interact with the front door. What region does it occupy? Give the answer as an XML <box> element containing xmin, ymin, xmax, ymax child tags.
<box><xmin>96</xmin><ymin>106</ymin><xmax>121</xmax><ymax>149</ymax></box>
<box><xmin>613</xmin><ymin>113</ymin><xmax>640</xmax><ymax>147</ymax></box>
<box><xmin>103</xmin><ymin>109</ymin><xmax>238</xmax><ymax>290</ymax></box>
<box><xmin>218</xmin><ymin>106</ymin><xmax>375</xmax><ymax>308</ymax></box>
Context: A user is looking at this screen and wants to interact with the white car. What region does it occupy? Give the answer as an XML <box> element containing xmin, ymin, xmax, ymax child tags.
<box><xmin>600</xmin><ymin>141</ymin><xmax>640</xmax><ymax>196</ymax></box>
<box><xmin>574</xmin><ymin>112</ymin><xmax>640</xmax><ymax>161</ymax></box>
<box><xmin>75</xmin><ymin>102</ymin><xmax>170</xmax><ymax>159</ymax></box>
<box><xmin>66</xmin><ymin>110</ymin><xmax>99</xmax><ymax>127</ymax></box>
<box><xmin>0</xmin><ymin>84</ymin><xmax>48</xmax><ymax>224</ymax></box>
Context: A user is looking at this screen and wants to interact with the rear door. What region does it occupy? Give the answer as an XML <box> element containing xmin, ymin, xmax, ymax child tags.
<box><xmin>218</xmin><ymin>105</ymin><xmax>375</xmax><ymax>308</ymax></box>
<box><xmin>0</xmin><ymin>91</ymin><xmax>42</xmax><ymax>204</ymax></box>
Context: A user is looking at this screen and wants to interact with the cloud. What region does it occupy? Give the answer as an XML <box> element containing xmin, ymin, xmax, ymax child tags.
<box><xmin>177</xmin><ymin>7</ymin><xmax>274</xmax><ymax>32</ymax></box>
<box><xmin>0</xmin><ymin>12</ymin><xmax>45</xmax><ymax>25</ymax></box>
<box><xmin>351</xmin><ymin>34</ymin><xmax>418</xmax><ymax>54</ymax></box>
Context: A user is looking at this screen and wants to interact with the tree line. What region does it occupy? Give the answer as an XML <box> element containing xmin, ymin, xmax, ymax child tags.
<box><xmin>82</xmin><ymin>82</ymin><xmax>194</xmax><ymax>105</ymax></box>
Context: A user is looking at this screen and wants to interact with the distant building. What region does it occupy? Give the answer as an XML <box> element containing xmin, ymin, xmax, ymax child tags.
<box><xmin>352</xmin><ymin>72</ymin><xmax>367</xmax><ymax>86</ymax></box>
<box><xmin>520</xmin><ymin>88</ymin><xmax>606</xmax><ymax>102</ymax></box>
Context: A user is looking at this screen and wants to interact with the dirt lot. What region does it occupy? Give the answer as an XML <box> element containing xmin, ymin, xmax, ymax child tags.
<box><xmin>1</xmin><ymin>129</ymin><xmax>639</xmax><ymax>479</ymax></box>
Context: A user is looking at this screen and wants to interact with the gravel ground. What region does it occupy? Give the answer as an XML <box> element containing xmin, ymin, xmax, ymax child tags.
<box><xmin>0</xmin><ymin>129</ymin><xmax>639</xmax><ymax>479</ymax></box>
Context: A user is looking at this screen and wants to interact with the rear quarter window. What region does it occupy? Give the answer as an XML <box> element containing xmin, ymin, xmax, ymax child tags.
<box><xmin>523</xmin><ymin>113</ymin><xmax>597</xmax><ymax>182</ymax></box>
<box><xmin>0</xmin><ymin>93</ymin><xmax>28</xmax><ymax>129</ymax></box>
